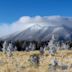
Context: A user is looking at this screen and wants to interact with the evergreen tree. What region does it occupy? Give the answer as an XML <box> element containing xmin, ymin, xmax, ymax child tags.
<box><xmin>2</xmin><ymin>41</ymin><xmax>8</xmax><ymax>54</ymax></box>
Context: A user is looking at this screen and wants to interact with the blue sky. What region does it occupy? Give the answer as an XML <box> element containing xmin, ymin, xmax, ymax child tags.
<box><xmin>0</xmin><ymin>0</ymin><xmax>72</xmax><ymax>23</ymax></box>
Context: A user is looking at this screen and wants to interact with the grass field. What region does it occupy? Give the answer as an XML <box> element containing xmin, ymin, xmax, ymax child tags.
<box><xmin>0</xmin><ymin>50</ymin><xmax>72</xmax><ymax>72</ymax></box>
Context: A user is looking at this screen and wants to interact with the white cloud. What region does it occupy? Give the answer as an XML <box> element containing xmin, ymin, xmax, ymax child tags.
<box><xmin>0</xmin><ymin>15</ymin><xmax>72</xmax><ymax>37</ymax></box>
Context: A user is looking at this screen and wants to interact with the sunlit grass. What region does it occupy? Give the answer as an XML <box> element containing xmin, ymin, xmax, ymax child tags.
<box><xmin>0</xmin><ymin>50</ymin><xmax>72</xmax><ymax>72</ymax></box>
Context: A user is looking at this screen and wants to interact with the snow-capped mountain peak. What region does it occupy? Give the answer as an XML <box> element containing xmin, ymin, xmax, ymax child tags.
<box><xmin>0</xmin><ymin>16</ymin><xmax>72</xmax><ymax>41</ymax></box>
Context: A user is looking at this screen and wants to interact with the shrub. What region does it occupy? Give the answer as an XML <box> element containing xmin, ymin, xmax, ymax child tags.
<box><xmin>29</xmin><ymin>53</ymin><xmax>40</xmax><ymax>67</ymax></box>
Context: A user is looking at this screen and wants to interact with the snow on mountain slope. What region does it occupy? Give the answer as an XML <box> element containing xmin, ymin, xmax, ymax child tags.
<box><xmin>1</xmin><ymin>16</ymin><xmax>72</xmax><ymax>41</ymax></box>
<box><xmin>2</xmin><ymin>25</ymin><xmax>72</xmax><ymax>41</ymax></box>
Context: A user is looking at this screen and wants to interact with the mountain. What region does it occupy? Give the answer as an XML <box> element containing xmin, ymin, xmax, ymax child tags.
<box><xmin>1</xmin><ymin>24</ymin><xmax>72</xmax><ymax>42</ymax></box>
<box><xmin>0</xmin><ymin>16</ymin><xmax>72</xmax><ymax>42</ymax></box>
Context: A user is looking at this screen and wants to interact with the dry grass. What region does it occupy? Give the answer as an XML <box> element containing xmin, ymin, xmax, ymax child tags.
<box><xmin>0</xmin><ymin>50</ymin><xmax>72</xmax><ymax>72</ymax></box>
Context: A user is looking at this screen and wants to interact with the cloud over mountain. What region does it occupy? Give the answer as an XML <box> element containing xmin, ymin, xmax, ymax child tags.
<box><xmin>0</xmin><ymin>15</ymin><xmax>72</xmax><ymax>38</ymax></box>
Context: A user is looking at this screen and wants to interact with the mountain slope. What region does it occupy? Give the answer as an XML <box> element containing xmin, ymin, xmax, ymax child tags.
<box><xmin>1</xmin><ymin>24</ymin><xmax>72</xmax><ymax>41</ymax></box>
<box><xmin>1</xmin><ymin>16</ymin><xmax>72</xmax><ymax>41</ymax></box>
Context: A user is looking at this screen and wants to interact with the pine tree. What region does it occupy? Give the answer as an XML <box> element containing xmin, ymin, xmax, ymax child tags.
<box><xmin>48</xmin><ymin>35</ymin><xmax>57</xmax><ymax>55</ymax></box>
<box><xmin>2</xmin><ymin>41</ymin><xmax>8</xmax><ymax>54</ymax></box>
<box><xmin>14</xmin><ymin>46</ymin><xmax>17</xmax><ymax>51</ymax></box>
<box><xmin>7</xmin><ymin>43</ymin><xmax>13</xmax><ymax>57</ymax></box>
